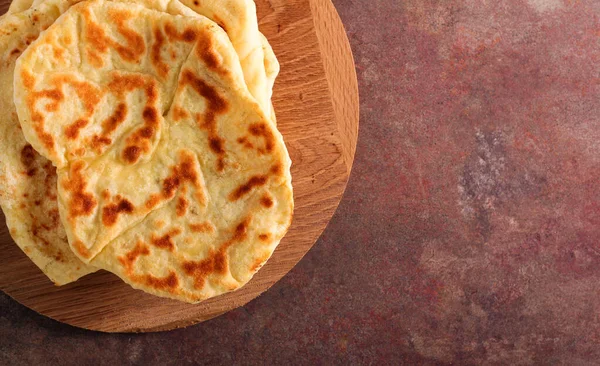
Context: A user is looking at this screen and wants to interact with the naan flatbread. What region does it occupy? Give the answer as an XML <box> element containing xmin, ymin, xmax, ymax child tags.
<box><xmin>2</xmin><ymin>0</ymin><xmax>280</xmax><ymax>286</ymax></box>
<box><xmin>15</xmin><ymin>0</ymin><xmax>293</xmax><ymax>302</ymax></box>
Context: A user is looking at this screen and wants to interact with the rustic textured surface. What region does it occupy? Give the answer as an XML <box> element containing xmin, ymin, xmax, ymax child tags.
<box><xmin>3</xmin><ymin>0</ymin><xmax>600</xmax><ymax>363</ymax></box>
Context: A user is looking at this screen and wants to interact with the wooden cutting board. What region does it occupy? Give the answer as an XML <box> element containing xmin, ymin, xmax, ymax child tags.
<box><xmin>0</xmin><ymin>0</ymin><xmax>358</xmax><ymax>332</ymax></box>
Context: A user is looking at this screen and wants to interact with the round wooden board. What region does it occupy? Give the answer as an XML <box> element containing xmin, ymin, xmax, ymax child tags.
<box><xmin>0</xmin><ymin>0</ymin><xmax>358</xmax><ymax>332</ymax></box>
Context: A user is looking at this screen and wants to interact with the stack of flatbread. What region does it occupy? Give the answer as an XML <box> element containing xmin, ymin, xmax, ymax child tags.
<box><xmin>0</xmin><ymin>0</ymin><xmax>293</xmax><ymax>303</ymax></box>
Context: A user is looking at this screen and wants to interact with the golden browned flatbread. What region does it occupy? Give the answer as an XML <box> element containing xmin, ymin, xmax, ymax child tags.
<box><xmin>1</xmin><ymin>0</ymin><xmax>281</xmax><ymax>286</ymax></box>
<box><xmin>15</xmin><ymin>0</ymin><xmax>293</xmax><ymax>302</ymax></box>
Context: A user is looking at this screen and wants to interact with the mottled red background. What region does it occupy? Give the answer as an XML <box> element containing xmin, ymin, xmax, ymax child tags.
<box><xmin>3</xmin><ymin>0</ymin><xmax>600</xmax><ymax>364</ymax></box>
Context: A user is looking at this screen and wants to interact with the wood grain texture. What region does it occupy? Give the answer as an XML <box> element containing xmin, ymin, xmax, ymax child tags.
<box><xmin>310</xmin><ymin>0</ymin><xmax>359</xmax><ymax>170</ymax></box>
<box><xmin>0</xmin><ymin>0</ymin><xmax>358</xmax><ymax>332</ymax></box>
